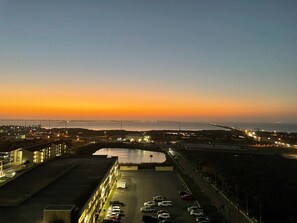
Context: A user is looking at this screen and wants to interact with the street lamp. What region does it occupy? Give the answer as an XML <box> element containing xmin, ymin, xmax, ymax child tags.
<box><xmin>64</xmin><ymin>121</ymin><xmax>69</xmax><ymax>135</ymax></box>
<box><xmin>0</xmin><ymin>161</ymin><xmax>3</xmax><ymax>177</ymax></box>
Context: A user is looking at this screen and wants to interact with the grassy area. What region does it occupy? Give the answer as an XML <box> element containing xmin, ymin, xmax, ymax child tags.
<box><xmin>181</xmin><ymin>150</ymin><xmax>297</xmax><ymax>223</ymax></box>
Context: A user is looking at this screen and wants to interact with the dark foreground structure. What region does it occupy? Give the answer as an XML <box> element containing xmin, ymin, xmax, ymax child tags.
<box><xmin>0</xmin><ymin>155</ymin><xmax>119</xmax><ymax>223</ymax></box>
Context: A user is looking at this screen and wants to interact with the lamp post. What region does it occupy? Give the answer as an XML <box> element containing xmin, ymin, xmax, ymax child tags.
<box><xmin>64</xmin><ymin>121</ymin><xmax>69</xmax><ymax>136</ymax></box>
<box><xmin>259</xmin><ymin>201</ymin><xmax>262</xmax><ymax>223</ymax></box>
<box><xmin>0</xmin><ymin>161</ymin><xmax>3</xmax><ymax>177</ymax></box>
<box><xmin>246</xmin><ymin>192</ymin><xmax>249</xmax><ymax>215</ymax></box>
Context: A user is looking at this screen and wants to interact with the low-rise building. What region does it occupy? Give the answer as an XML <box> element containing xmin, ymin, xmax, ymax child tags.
<box><xmin>23</xmin><ymin>140</ymin><xmax>69</xmax><ymax>164</ymax></box>
<box><xmin>0</xmin><ymin>140</ymin><xmax>69</xmax><ymax>166</ymax></box>
<box><xmin>0</xmin><ymin>155</ymin><xmax>119</xmax><ymax>223</ymax></box>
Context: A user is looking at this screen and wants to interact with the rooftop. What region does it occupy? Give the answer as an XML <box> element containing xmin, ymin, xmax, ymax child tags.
<box><xmin>0</xmin><ymin>155</ymin><xmax>117</xmax><ymax>223</ymax></box>
<box><xmin>0</xmin><ymin>139</ymin><xmax>69</xmax><ymax>152</ymax></box>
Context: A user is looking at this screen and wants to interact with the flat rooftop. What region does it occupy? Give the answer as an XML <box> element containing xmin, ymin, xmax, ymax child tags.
<box><xmin>0</xmin><ymin>155</ymin><xmax>117</xmax><ymax>223</ymax></box>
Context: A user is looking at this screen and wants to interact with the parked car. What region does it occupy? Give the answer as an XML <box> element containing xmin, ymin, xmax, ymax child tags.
<box><xmin>140</xmin><ymin>206</ymin><xmax>156</xmax><ymax>213</ymax></box>
<box><xmin>142</xmin><ymin>215</ymin><xmax>158</xmax><ymax>223</ymax></box>
<box><xmin>190</xmin><ymin>210</ymin><xmax>204</xmax><ymax>217</ymax></box>
<box><xmin>153</xmin><ymin>196</ymin><xmax>167</xmax><ymax>202</ymax></box>
<box><xmin>158</xmin><ymin>213</ymin><xmax>171</xmax><ymax>219</ymax></box>
<box><xmin>110</xmin><ymin>200</ymin><xmax>125</xmax><ymax>206</ymax></box>
<box><xmin>159</xmin><ymin>220</ymin><xmax>172</xmax><ymax>223</ymax></box>
<box><xmin>158</xmin><ymin>201</ymin><xmax>172</xmax><ymax>207</ymax></box>
<box><xmin>157</xmin><ymin>210</ymin><xmax>169</xmax><ymax>215</ymax></box>
<box><xmin>108</xmin><ymin>209</ymin><xmax>121</xmax><ymax>215</ymax></box>
<box><xmin>144</xmin><ymin>201</ymin><xmax>157</xmax><ymax>207</ymax></box>
<box><xmin>110</xmin><ymin>206</ymin><xmax>121</xmax><ymax>211</ymax></box>
<box><xmin>181</xmin><ymin>194</ymin><xmax>195</xmax><ymax>201</ymax></box>
<box><xmin>179</xmin><ymin>191</ymin><xmax>190</xmax><ymax>196</ymax></box>
<box><xmin>102</xmin><ymin>219</ymin><xmax>120</xmax><ymax>223</ymax></box>
<box><xmin>196</xmin><ymin>216</ymin><xmax>210</xmax><ymax>222</ymax></box>
<box><xmin>106</xmin><ymin>213</ymin><xmax>121</xmax><ymax>221</ymax></box>
<box><xmin>102</xmin><ymin>220</ymin><xmax>120</xmax><ymax>223</ymax></box>
<box><xmin>187</xmin><ymin>206</ymin><xmax>203</xmax><ymax>212</ymax></box>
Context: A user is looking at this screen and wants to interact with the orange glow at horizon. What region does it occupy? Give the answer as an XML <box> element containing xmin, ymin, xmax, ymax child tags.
<box><xmin>0</xmin><ymin>96</ymin><xmax>291</xmax><ymax>121</ymax></box>
<box><xmin>1</xmin><ymin>82</ymin><xmax>295</xmax><ymax>121</ymax></box>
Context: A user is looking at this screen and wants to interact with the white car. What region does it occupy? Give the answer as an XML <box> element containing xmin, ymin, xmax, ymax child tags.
<box><xmin>106</xmin><ymin>212</ymin><xmax>120</xmax><ymax>218</ymax></box>
<box><xmin>108</xmin><ymin>209</ymin><xmax>121</xmax><ymax>215</ymax></box>
<box><xmin>158</xmin><ymin>201</ymin><xmax>172</xmax><ymax>207</ymax></box>
<box><xmin>158</xmin><ymin>213</ymin><xmax>171</xmax><ymax>219</ymax></box>
<box><xmin>196</xmin><ymin>216</ymin><xmax>210</xmax><ymax>222</ymax></box>
<box><xmin>111</xmin><ymin>206</ymin><xmax>121</xmax><ymax>211</ymax></box>
<box><xmin>108</xmin><ymin>206</ymin><xmax>121</xmax><ymax>213</ymax></box>
<box><xmin>153</xmin><ymin>195</ymin><xmax>167</xmax><ymax>202</ymax></box>
<box><xmin>144</xmin><ymin>200</ymin><xmax>156</xmax><ymax>207</ymax></box>
<box><xmin>187</xmin><ymin>206</ymin><xmax>203</xmax><ymax>212</ymax></box>
<box><xmin>190</xmin><ymin>209</ymin><xmax>204</xmax><ymax>217</ymax></box>
<box><xmin>140</xmin><ymin>206</ymin><xmax>156</xmax><ymax>213</ymax></box>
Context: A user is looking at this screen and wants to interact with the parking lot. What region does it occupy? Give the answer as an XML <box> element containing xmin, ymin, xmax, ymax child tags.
<box><xmin>108</xmin><ymin>170</ymin><xmax>198</xmax><ymax>223</ymax></box>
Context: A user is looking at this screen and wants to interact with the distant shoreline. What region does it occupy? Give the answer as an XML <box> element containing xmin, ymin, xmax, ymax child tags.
<box><xmin>1</xmin><ymin>119</ymin><xmax>297</xmax><ymax>133</ymax></box>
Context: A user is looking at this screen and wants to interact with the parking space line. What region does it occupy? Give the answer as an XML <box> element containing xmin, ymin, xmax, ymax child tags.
<box><xmin>177</xmin><ymin>173</ymin><xmax>201</xmax><ymax>208</ymax></box>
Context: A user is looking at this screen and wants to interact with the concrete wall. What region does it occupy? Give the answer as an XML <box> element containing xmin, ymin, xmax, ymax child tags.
<box><xmin>44</xmin><ymin>209</ymin><xmax>72</xmax><ymax>223</ymax></box>
<box><xmin>78</xmin><ymin>162</ymin><xmax>119</xmax><ymax>223</ymax></box>
<box><xmin>120</xmin><ymin>165</ymin><xmax>138</xmax><ymax>171</ymax></box>
<box><xmin>21</xmin><ymin>150</ymin><xmax>33</xmax><ymax>164</ymax></box>
<box><xmin>155</xmin><ymin>166</ymin><xmax>173</xmax><ymax>171</ymax></box>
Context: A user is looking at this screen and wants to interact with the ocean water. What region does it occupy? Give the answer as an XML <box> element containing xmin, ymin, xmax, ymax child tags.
<box><xmin>218</xmin><ymin>122</ymin><xmax>297</xmax><ymax>133</ymax></box>
<box><xmin>0</xmin><ymin>119</ymin><xmax>296</xmax><ymax>132</ymax></box>
<box><xmin>0</xmin><ymin>120</ymin><xmax>224</xmax><ymax>131</ymax></box>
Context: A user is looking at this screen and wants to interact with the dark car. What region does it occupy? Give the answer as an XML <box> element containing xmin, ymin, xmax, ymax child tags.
<box><xmin>102</xmin><ymin>219</ymin><xmax>120</xmax><ymax>223</ymax></box>
<box><xmin>143</xmin><ymin>215</ymin><xmax>158</xmax><ymax>223</ymax></box>
<box><xmin>181</xmin><ymin>194</ymin><xmax>195</xmax><ymax>201</ymax></box>
<box><xmin>110</xmin><ymin>200</ymin><xmax>125</xmax><ymax>206</ymax></box>
<box><xmin>159</xmin><ymin>220</ymin><xmax>172</xmax><ymax>223</ymax></box>
<box><xmin>179</xmin><ymin>191</ymin><xmax>190</xmax><ymax>196</ymax></box>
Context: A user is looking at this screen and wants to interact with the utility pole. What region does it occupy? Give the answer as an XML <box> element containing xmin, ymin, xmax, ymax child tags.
<box><xmin>64</xmin><ymin>121</ymin><xmax>69</xmax><ymax>135</ymax></box>
<box><xmin>0</xmin><ymin>161</ymin><xmax>3</xmax><ymax>177</ymax></box>
<box><xmin>235</xmin><ymin>183</ymin><xmax>238</xmax><ymax>202</ymax></box>
<box><xmin>246</xmin><ymin>192</ymin><xmax>249</xmax><ymax>215</ymax></box>
<box><xmin>178</xmin><ymin>122</ymin><xmax>181</xmax><ymax>150</ymax></box>
<box><xmin>260</xmin><ymin>201</ymin><xmax>262</xmax><ymax>223</ymax></box>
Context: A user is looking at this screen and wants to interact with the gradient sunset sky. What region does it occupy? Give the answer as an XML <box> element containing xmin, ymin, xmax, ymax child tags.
<box><xmin>0</xmin><ymin>0</ymin><xmax>296</xmax><ymax>122</ymax></box>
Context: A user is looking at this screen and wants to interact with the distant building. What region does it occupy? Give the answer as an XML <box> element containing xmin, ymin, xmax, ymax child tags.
<box><xmin>0</xmin><ymin>147</ymin><xmax>22</xmax><ymax>165</ymax></box>
<box><xmin>23</xmin><ymin>140</ymin><xmax>69</xmax><ymax>164</ymax></box>
<box><xmin>0</xmin><ymin>155</ymin><xmax>119</xmax><ymax>223</ymax></box>
<box><xmin>0</xmin><ymin>140</ymin><xmax>69</xmax><ymax>165</ymax></box>
<box><xmin>125</xmin><ymin>133</ymin><xmax>151</xmax><ymax>142</ymax></box>
<box><xmin>0</xmin><ymin>133</ymin><xmax>26</xmax><ymax>141</ymax></box>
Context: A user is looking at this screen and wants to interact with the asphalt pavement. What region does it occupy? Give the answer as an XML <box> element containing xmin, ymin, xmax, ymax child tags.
<box><xmin>110</xmin><ymin>170</ymin><xmax>199</xmax><ymax>223</ymax></box>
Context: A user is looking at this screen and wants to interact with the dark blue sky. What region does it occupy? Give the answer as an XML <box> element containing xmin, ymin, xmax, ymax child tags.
<box><xmin>0</xmin><ymin>0</ymin><xmax>296</xmax><ymax>121</ymax></box>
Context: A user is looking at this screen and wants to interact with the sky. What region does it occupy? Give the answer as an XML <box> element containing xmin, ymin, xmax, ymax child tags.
<box><xmin>0</xmin><ymin>0</ymin><xmax>297</xmax><ymax>122</ymax></box>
